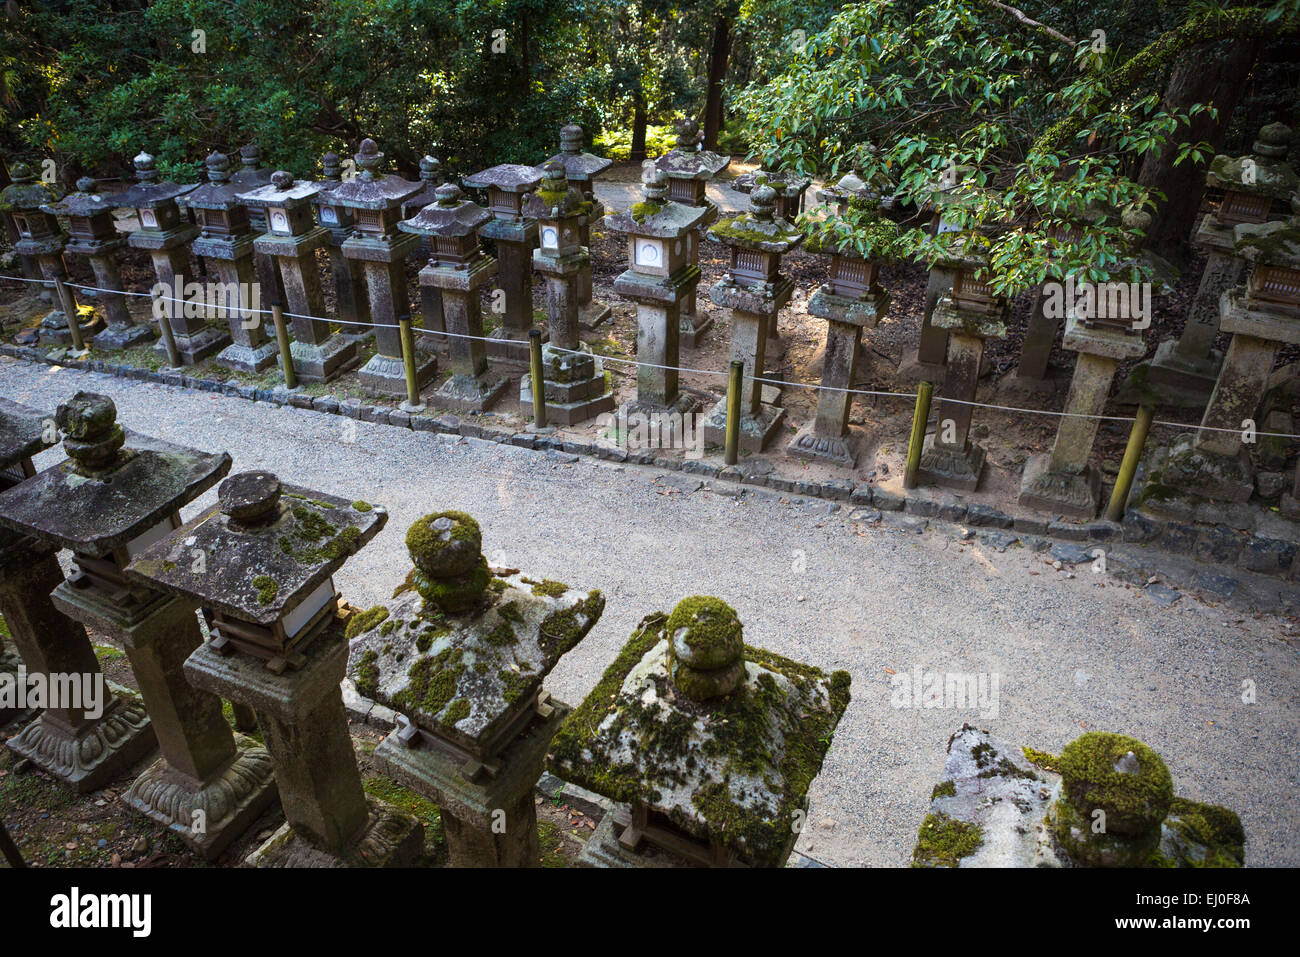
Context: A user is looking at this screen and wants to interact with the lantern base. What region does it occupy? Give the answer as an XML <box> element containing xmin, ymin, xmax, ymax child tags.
<box><xmin>93</xmin><ymin>321</ymin><xmax>156</xmax><ymax>351</ymax></box>
<box><xmin>916</xmin><ymin>433</ymin><xmax>987</xmax><ymax>492</ymax></box>
<box><xmin>1017</xmin><ymin>453</ymin><xmax>1101</xmax><ymax>519</ymax></box>
<box><xmin>120</xmin><ymin>734</ymin><xmax>278</xmax><ymax>860</ymax></box>
<box><xmin>1161</xmin><ymin>432</ymin><xmax>1256</xmax><ymax>504</ymax></box>
<box><xmin>357</xmin><ymin>349</ymin><xmax>437</xmax><ymax>398</ymax></box>
<box><xmin>244</xmin><ymin>797</ymin><xmax>424</xmax><ymax>868</ymax></box>
<box><xmin>5</xmin><ymin>685</ymin><xmax>155</xmax><ymax>793</ymax></box>
<box><xmin>434</xmin><ymin>370</ymin><xmax>511</xmax><ymax>413</ymax></box>
<box><xmin>785</xmin><ymin>423</ymin><xmax>861</xmax><ymax>469</ymax></box>
<box><xmin>152</xmin><ymin>323</ymin><xmax>231</xmax><ymax>365</ymax></box>
<box><xmin>1142</xmin><ymin>340</ymin><xmax>1223</xmax><ymax>408</ymax></box>
<box><xmin>216</xmin><ymin>340</ymin><xmax>279</xmax><ymax>374</ymax></box>
<box><xmin>486</xmin><ymin>325</ymin><xmax>548</xmax><ymax>365</ymax></box>
<box><xmin>285</xmin><ymin>334</ymin><xmax>361</xmax><ymax>384</ymax></box>
<box><xmin>38</xmin><ymin>309</ymin><xmax>105</xmax><ymax>347</ymax></box>
<box><xmin>680</xmin><ymin>311</ymin><xmax>713</xmax><ymax>350</ymax></box>
<box><xmin>701</xmin><ymin>397</ymin><xmax>785</xmax><ymax>453</ymax></box>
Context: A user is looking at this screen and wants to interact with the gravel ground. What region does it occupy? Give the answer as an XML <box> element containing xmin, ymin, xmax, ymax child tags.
<box><xmin>3</xmin><ymin>358</ymin><xmax>1297</xmax><ymax>867</ymax></box>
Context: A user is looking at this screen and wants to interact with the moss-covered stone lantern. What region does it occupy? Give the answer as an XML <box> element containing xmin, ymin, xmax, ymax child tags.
<box><xmin>518</xmin><ymin>161</ymin><xmax>615</xmax><ymax>425</ymax></box>
<box><xmin>787</xmin><ymin>195</ymin><xmax>897</xmax><ymax>467</ymax></box>
<box><xmin>0</xmin><ymin>396</ymin><xmax>156</xmax><ymax>787</ymax></box>
<box><xmin>41</xmin><ymin>176</ymin><xmax>154</xmax><ymax>349</ymax></box>
<box><xmin>550</xmin><ymin>596</ymin><xmax>851</xmax><ymax>867</ymax></box>
<box><xmin>732</xmin><ymin>160</ymin><xmax>812</xmax><ymax>222</ymax></box>
<box><xmin>0</xmin><ymin>163</ymin><xmax>104</xmax><ymax>346</ymax></box>
<box><xmin>179</xmin><ymin>151</ymin><xmax>269</xmax><ymax>372</ymax></box>
<box><xmin>125</xmin><ymin>470</ymin><xmax>422</xmax><ymax>867</ymax></box>
<box><xmin>605</xmin><ymin>163</ymin><xmax>708</xmax><ymax>415</ymax></box>
<box><xmin>334</xmin><ymin>138</ymin><xmax>437</xmax><ymax>396</ymax></box>
<box><xmin>699</xmin><ymin>184</ymin><xmax>803</xmax><ymax>452</ymax></box>
<box><xmin>398</xmin><ymin>183</ymin><xmax>509</xmax><ymax>411</ymax></box>
<box><xmin>915</xmin><ymin>242</ymin><xmax>1009</xmax><ymax>491</ymax></box>
<box><xmin>115</xmin><ymin>151</ymin><xmax>228</xmax><ymax>365</ymax></box>
<box><xmin>313</xmin><ymin>150</ymin><xmax>371</xmax><ymax>333</ymax></box>
<box><xmin>542</xmin><ymin>123</ymin><xmax>615</xmax><ymax>329</ymax></box>
<box><xmin>347</xmin><ymin>509</ymin><xmax>604</xmax><ymax>866</ymax></box>
<box><xmin>0</xmin><ymin>392</ymin><xmax>279</xmax><ymax>857</ymax></box>
<box><xmin>1162</xmin><ymin>193</ymin><xmax>1300</xmax><ymax>502</ymax></box>
<box><xmin>1150</xmin><ymin>123</ymin><xmax>1299</xmax><ymax>405</ymax></box>
<box><xmin>654</xmin><ymin>118</ymin><xmax>732</xmax><ymax>348</ymax></box>
<box><xmin>462</xmin><ymin>162</ymin><xmax>546</xmax><ymax>363</ymax></box>
<box><xmin>239</xmin><ymin>170</ymin><xmax>361</xmax><ymax>382</ymax></box>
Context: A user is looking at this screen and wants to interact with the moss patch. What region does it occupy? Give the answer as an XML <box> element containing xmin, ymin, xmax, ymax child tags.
<box><xmin>345</xmin><ymin>605</ymin><xmax>390</xmax><ymax>641</ymax></box>
<box><xmin>251</xmin><ymin>575</ymin><xmax>279</xmax><ymax>606</ymax></box>
<box><xmin>912</xmin><ymin>812</ymin><xmax>984</xmax><ymax>867</ymax></box>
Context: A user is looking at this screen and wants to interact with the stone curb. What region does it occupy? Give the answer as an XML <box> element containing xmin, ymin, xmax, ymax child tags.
<box><xmin>7</xmin><ymin>346</ymin><xmax>1297</xmax><ymax>613</ymax></box>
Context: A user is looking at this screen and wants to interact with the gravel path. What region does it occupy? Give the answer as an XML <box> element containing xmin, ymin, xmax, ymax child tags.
<box><xmin>3</xmin><ymin>358</ymin><xmax>1297</xmax><ymax>867</ymax></box>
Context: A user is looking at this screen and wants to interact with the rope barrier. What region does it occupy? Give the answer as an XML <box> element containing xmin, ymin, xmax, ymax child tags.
<box><xmin>1</xmin><ymin>271</ymin><xmax>1298</xmax><ymax>442</ymax></box>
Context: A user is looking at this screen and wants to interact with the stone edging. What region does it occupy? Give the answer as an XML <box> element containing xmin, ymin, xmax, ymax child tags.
<box><xmin>5</xmin><ymin>344</ymin><xmax>1297</xmax><ymax>614</ymax></box>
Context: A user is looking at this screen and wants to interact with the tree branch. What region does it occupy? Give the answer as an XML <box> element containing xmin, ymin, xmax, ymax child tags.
<box><xmin>973</xmin><ymin>0</ymin><xmax>1077</xmax><ymax>47</ymax></box>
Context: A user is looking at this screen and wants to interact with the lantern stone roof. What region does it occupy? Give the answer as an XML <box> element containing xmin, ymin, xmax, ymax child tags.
<box><xmin>0</xmin><ymin>163</ymin><xmax>62</xmax><ymax>213</ymax></box>
<box><xmin>0</xmin><ymin>392</ymin><xmax>230</xmax><ymax>558</ymax></box>
<box><xmin>126</xmin><ymin>471</ymin><xmax>386</xmax><ymax>627</ymax></box>
<box><xmin>606</xmin><ymin>164</ymin><xmax>708</xmax><ymax>238</ymax></box>
<box><xmin>114</xmin><ymin>152</ymin><xmax>198</xmax><ymax>209</ymax></box>
<box><xmin>398</xmin><ymin>183</ymin><xmax>492</xmax><ymax>238</ymax></box>
<box><xmin>522</xmin><ymin>162</ymin><xmax>589</xmax><ymax>220</ymax></box>
<box><xmin>654</xmin><ymin>118</ymin><xmax>730</xmax><ymax>181</ymax></box>
<box><xmin>462</xmin><ymin>163</ymin><xmax>544</xmax><ymax>193</ymax></box>
<box><xmin>41</xmin><ymin>177</ymin><xmax>120</xmax><ymax>218</ymax></box>
<box><xmin>707</xmin><ymin>184</ymin><xmax>803</xmax><ymax>253</ymax></box>
<box><xmin>0</xmin><ymin>396</ymin><xmax>53</xmax><ymax>471</ymax></box>
<box><xmin>228</xmin><ymin>142</ymin><xmax>273</xmax><ymax>190</ymax></box>
<box><xmin>548</xmin><ymin>597</ymin><xmax>851</xmax><ymax>867</ymax></box>
<box><xmin>1207</xmin><ymin>123</ymin><xmax>1298</xmax><ymax>201</ymax></box>
<box><xmin>346</xmin><ymin>510</ymin><xmax>602</xmax><ymax>757</ymax></box>
<box><xmin>181</xmin><ymin>152</ymin><xmax>250</xmax><ymax>211</ymax></box>
<box><xmin>238</xmin><ymin>170</ymin><xmax>321</xmax><ymax>208</ymax></box>
<box><xmin>731</xmin><ymin>168</ymin><xmax>812</xmax><ymax>196</ymax></box>
<box><xmin>328</xmin><ymin>139</ymin><xmax>422</xmax><ymax>209</ymax></box>
<box><xmin>540</xmin><ymin>123</ymin><xmax>613</xmax><ymax>183</ymax></box>
<box><xmin>400</xmin><ymin>154</ymin><xmax>447</xmax><ymax>217</ymax></box>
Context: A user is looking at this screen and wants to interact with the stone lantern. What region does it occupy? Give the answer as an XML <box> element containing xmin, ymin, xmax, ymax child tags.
<box><xmin>41</xmin><ymin>177</ymin><xmax>154</xmax><ymax>349</ymax></box>
<box><xmin>654</xmin><ymin>118</ymin><xmax>731</xmax><ymax>348</ymax></box>
<box><xmin>462</xmin><ymin>162</ymin><xmax>546</xmax><ymax>363</ymax></box>
<box><xmin>115</xmin><ymin>151</ymin><xmax>229</xmax><ymax>365</ymax></box>
<box><xmin>398</xmin><ymin>183</ymin><xmax>509</xmax><ymax>411</ymax></box>
<box><xmin>1148</xmin><ymin>123</ymin><xmax>1298</xmax><ymax>406</ymax></box>
<box><xmin>518</xmin><ymin>161</ymin><xmax>616</xmax><ymax>425</ymax></box>
<box><xmin>0</xmin><ymin>396</ymin><xmax>156</xmax><ymax>786</ymax></box>
<box><xmin>348</xmin><ymin>509</ymin><xmax>604</xmax><ymax>866</ymax></box>
<box><xmin>732</xmin><ymin>160</ymin><xmax>812</xmax><ymax>221</ymax></box>
<box><xmin>333</xmin><ymin>138</ymin><xmax>437</xmax><ymax>396</ymax></box>
<box><xmin>400</xmin><ymin>154</ymin><xmax>448</xmax><ymax>344</ymax></box>
<box><xmin>126</xmin><ymin>470</ymin><xmax>423</xmax><ymax>866</ymax></box>
<box><xmin>787</xmin><ymin>197</ymin><xmax>896</xmax><ymax>467</ymax></box>
<box><xmin>1162</xmin><ymin>193</ymin><xmax>1300</xmax><ymax>502</ymax></box>
<box><xmin>1019</xmin><ymin>211</ymin><xmax>1153</xmax><ymax>517</ymax></box>
<box><xmin>179</xmin><ymin>151</ymin><xmax>273</xmax><ymax>372</ymax></box>
<box><xmin>228</xmin><ymin>143</ymin><xmax>287</xmax><ymax>312</ymax></box>
<box><xmin>0</xmin><ymin>163</ymin><xmax>103</xmax><ymax>346</ymax></box>
<box><xmin>605</xmin><ymin>164</ymin><xmax>709</xmax><ymax>416</ymax></box>
<box><xmin>239</xmin><ymin>170</ymin><xmax>361</xmax><ymax>382</ymax></box>
<box><xmin>313</xmin><ymin>151</ymin><xmax>371</xmax><ymax>334</ymax></box>
<box><xmin>550</xmin><ymin>596</ymin><xmax>851</xmax><ymax>868</ymax></box>
<box><xmin>916</xmin><ymin>244</ymin><xmax>1009</xmax><ymax>491</ymax></box>
<box><xmin>700</xmin><ymin>184</ymin><xmax>803</xmax><ymax>452</ymax></box>
<box><xmin>0</xmin><ymin>392</ymin><xmax>282</xmax><ymax>858</ymax></box>
<box><xmin>541</xmin><ymin>123</ymin><xmax>614</xmax><ymax>329</ymax></box>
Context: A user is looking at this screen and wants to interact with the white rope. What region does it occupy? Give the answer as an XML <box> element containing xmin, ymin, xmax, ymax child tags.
<box><xmin>2</xmin><ymin>271</ymin><xmax>1297</xmax><ymax>441</ymax></box>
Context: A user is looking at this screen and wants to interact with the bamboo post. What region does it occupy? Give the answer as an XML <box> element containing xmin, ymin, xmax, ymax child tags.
<box><xmin>397</xmin><ymin>314</ymin><xmax>425</xmax><ymax>413</ymax></box>
<box><xmin>53</xmin><ymin>276</ymin><xmax>86</xmax><ymax>353</ymax></box>
<box><xmin>1105</xmin><ymin>404</ymin><xmax>1153</xmax><ymax>522</ymax></box>
<box><xmin>271</xmin><ymin>304</ymin><xmax>298</xmax><ymax>391</ymax></box>
<box><xmin>903</xmin><ymin>381</ymin><xmax>934</xmax><ymax>490</ymax></box>
<box><xmin>724</xmin><ymin>359</ymin><xmax>743</xmax><ymax>465</ymax></box>
<box><xmin>529</xmin><ymin>329</ymin><xmax>547</xmax><ymax>429</ymax></box>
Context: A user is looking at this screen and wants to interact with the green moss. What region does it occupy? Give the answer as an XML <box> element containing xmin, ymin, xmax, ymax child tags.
<box><xmin>629</xmin><ymin>200</ymin><xmax>663</xmax><ymax>223</ymax></box>
<box><xmin>498</xmin><ymin>601</ymin><xmax>526</xmax><ymax>624</ymax></box>
<box><xmin>291</xmin><ymin>506</ymin><xmax>334</xmax><ymax>542</ymax></box>
<box><xmin>249</xmin><ymin>575</ymin><xmax>279</xmax><ymax>606</ymax></box>
<box><xmin>443</xmin><ymin>698</ymin><xmax>471</xmax><ymax>725</ymax></box>
<box><xmin>666</xmin><ymin>595</ymin><xmax>743</xmax><ymax>670</ymax></box>
<box><xmin>379</xmin><ymin>619</ymin><xmax>396</xmax><ymax>637</ymax></box>
<box><xmin>1022</xmin><ymin>746</ymin><xmax>1060</xmax><ymax>772</ymax></box>
<box><xmin>345</xmin><ymin>605</ymin><xmax>390</xmax><ymax>641</ymax></box>
<box><xmin>1058</xmin><ymin>732</ymin><xmax>1172</xmax><ymax>836</ymax></box>
<box><xmin>537</xmin><ymin>590</ymin><xmax>604</xmax><ymax>657</ymax></box>
<box><xmin>977</xmin><ymin>757</ymin><xmax>1038</xmax><ymax>781</ymax></box>
<box><xmin>931</xmin><ymin>780</ymin><xmax>957</xmax><ymax>800</ymax></box>
<box><xmin>415</xmin><ymin>556</ymin><xmax>491</xmax><ymax>614</ymax></box>
<box><xmin>530</xmin><ymin>579</ymin><xmax>569</xmax><ymax>598</ymax></box>
<box><xmin>484</xmin><ymin>621</ymin><xmax>518</xmax><ymax>647</ymax></box>
<box><xmin>1163</xmin><ymin>797</ymin><xmax>1245</xmax><ymax>867</ymax></box>
<box><xmin>353</xmin><ymin>649</ymin><xmax>380</xmax><ymax>699</ymax></box>
<box><xmin>394</xmin><ymin>647</ymin><xmax>466</xmax><ymax>719</ymax></box>
<box><xmin>405</xmin><ymin>510</ymin><xmax>480</xmax><ymax>570</ymax></box>
<box><xmin>911</xmin><ymin>812</ymin><xmax>984</xmax><ymax>867</ymax></box>
<box><xmin>415</xmin><ymin>624</ymin><xmax>449</xmax><ymax>654</ymax></box>
<box><xmin>351</xmin><ymin>500</ymin><xmax>373</xmax><ymax>512</ymax></box>
<box><xmin>500</xmin><ymin>667</ymin><xmax>537</xmax><ymax>705</ymax></box>
<box><xmin>93</xmin><ymin>642</ymin><xmax>126</xmax><ymax>662</ymax></box>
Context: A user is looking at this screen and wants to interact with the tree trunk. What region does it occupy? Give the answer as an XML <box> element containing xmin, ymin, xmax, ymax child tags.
<box><xmin>630</xmin><ymin>87</ymin><xmax>648</xmax><ymax>162</ymax></box>
<box><xmin>702</xmin><ymin>16</ymin><xmax>732</xmax><ymax>152</ymax></box>
<box><xmin>1138</xmin><ymin>40</ymin><xmax>1261</xmax><ymax>264</ymax></box>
